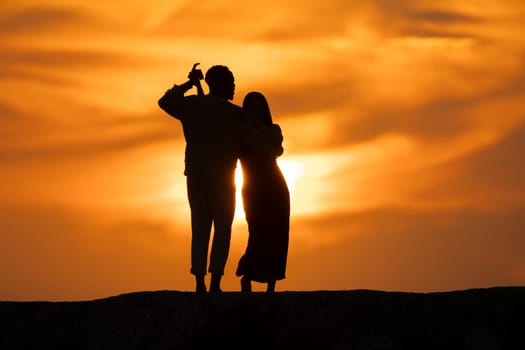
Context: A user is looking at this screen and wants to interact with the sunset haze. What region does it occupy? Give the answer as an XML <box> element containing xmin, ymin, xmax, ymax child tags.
<box><xmin>1</xmin><ymin>0</ymin><xmax>525</xmax><ymax>300</ymax></box>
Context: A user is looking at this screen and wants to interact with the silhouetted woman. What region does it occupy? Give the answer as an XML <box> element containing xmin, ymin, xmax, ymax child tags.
<box><xmin>236</xmin><ymin>92</ymin><xmax>290</xmax><ymax>292</ymax></box>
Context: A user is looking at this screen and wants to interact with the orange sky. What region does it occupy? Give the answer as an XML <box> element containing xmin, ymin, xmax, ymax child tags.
<box><xmin>1</xmin><ymin>0</ymin><xmax>525</xmax><ymax>300</ymax></box>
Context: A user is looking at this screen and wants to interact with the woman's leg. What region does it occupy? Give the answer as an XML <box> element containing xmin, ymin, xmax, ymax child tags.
<box><xmin>241</xmin><ymin>276</ymin><xmax>252</xmax><ymax>292</ymax></box>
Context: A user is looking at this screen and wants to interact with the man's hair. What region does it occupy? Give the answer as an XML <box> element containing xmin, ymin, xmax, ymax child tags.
<box><xmin>205</xmin><ymin>65</ymin><xmax>234</xmax><ymax>94</ymax></box>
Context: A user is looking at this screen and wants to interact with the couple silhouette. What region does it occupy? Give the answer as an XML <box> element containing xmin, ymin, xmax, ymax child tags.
<box><xmin>158</xmin><ymin>64</ymin><xmax>290</xmax><ymax>293</ymax></box>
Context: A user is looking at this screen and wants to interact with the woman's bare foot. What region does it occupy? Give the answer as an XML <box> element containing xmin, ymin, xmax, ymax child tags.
<box><xmin>241</xmin><ymin>276</ymin><xmax>252</xmax><ymax>292</ymax></box>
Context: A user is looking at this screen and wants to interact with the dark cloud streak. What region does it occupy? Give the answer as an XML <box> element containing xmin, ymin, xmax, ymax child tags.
<box><xmin>2</xmin><ymin>50</ymin><xmax>141</xmax><ymax>68</ymax></box>
<box><xmin>406</xmin><ymin>10</ymin><xmax>481</xmax><ymax>24</ymax></box>
<box><xmin>0</xmin><ymin>6</ymin><xmax>95</xmax><ymax>34</ymax></box>
<box><xmin>0</xmin><ymin>112</ymin><xmax>183</xmax><ymax>163</ymax></box>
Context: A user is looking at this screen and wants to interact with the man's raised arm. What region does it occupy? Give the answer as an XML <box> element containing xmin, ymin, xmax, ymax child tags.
<box><xmin>157</xmin><ymin>80</ymin><xmax>194</xmax><ymax>118</ymax></box>
<box><xmin>158</xmin><ymin>64</ymin><xmax>204</xmax><ymax>118</ymax></box>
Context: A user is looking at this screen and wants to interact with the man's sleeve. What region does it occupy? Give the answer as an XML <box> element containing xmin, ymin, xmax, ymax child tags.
<box><xmin>158</xmin><ymin>84</ymin><xmax>191</xmax><ymax>120</ymax></box>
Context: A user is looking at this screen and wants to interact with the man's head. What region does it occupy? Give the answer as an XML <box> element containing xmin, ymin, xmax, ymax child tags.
<box><xmin>205</xmin><ymin>65</ymin><xmax>235</xmax><ymax>100</ymax></box>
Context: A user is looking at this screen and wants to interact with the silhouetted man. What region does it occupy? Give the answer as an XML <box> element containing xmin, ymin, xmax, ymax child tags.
<box><xmin>158</xmin><ymin>65</ymin><xmax>246</xmax><ymax>292</ymax></box>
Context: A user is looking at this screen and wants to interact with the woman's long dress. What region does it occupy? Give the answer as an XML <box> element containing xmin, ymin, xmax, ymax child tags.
<box><xmin>236</xmin><ymin>124</ymin><xmax>290</xmax><ymax>282</ymax></box>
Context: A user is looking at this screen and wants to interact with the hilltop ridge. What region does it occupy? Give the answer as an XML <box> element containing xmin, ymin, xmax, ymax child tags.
<box><xmin>1</xmin><ymin>287</ymin><xmax>524</xmax><ymax>349</ymax></box>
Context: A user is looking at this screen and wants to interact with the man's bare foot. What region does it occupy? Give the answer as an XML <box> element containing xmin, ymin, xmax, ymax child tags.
<box><xmin>267</xmin><ymin>280</ymin><xmax>276</xmax><ymax>293</ymax></box>
<box><xmin>195</xmin><ymin>274</ymin><xmax>206</xmax><ymax>293</ymax></box>
<box><xmin>210</xmin><ymin>273</ymin><xmax>223</xmax><ymax>293</ymax></box>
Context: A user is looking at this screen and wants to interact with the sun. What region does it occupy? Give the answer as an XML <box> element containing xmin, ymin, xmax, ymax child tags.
<box><xmin>234</xmin><ymin>159</ymin><xmax>303</xmax><ymax>220</ymax></box>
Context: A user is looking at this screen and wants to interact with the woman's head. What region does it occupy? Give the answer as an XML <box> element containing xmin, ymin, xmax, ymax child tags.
<box><xmin>242</xmin><ymin>91</ymin><xmax>272</xmax><ymax>125</ymax></box>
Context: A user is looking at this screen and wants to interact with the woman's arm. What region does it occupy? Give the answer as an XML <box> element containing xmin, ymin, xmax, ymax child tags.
<box><xmin>241</xmin><ymin>119</ymin><xmax>284</xmax><ymax>157</ymax></box>
<box><xmin>265</xmin><ymin>123</ymin><xmax>284</xmax><ymax>157</ymax></box>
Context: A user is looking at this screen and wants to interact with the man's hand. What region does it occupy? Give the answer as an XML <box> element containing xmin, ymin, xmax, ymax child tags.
<box><xmin>188</xmin><ymin>63</ymin><xmax>204</xmax><ymax>95</ymax></box>
<box><xmin>188</xmin><ymin>63</ymin><xmax>204</xmax><ymax>85</ymax></box>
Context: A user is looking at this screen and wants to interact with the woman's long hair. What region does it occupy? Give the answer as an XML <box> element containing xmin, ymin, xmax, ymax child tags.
<box><xmin>242</xmin><ymin>91</ymin><xmax>273</xmax><ymax>125</ymax></box>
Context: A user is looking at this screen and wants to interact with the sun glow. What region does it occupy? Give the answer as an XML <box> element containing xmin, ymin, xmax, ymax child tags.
<box><xmin>234</xmin><ymin>159</ymin><xmax>303</xmax><ymax>220</ymax></box>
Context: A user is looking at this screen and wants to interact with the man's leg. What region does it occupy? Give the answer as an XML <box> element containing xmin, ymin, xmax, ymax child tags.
<box><xmin>267</xmin><ymin>280</ymin><xmax>276</xmax><ymax>293</ymax></box>
<box><xmin>208</xmin><ymin>177</ymin><xmax>236</xmax><ymax>291</ymax></box>
<box><xmin>187</xmin><ymin>177</ymin><xmax>212</xmax><ymax>292</ymax></box>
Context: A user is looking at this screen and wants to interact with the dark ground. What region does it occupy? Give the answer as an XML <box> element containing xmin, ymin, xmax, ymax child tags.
<box><xmin>1</xmin><ymin>287</ymin><xmax>524</xmax><ymax>349</ymax></box>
